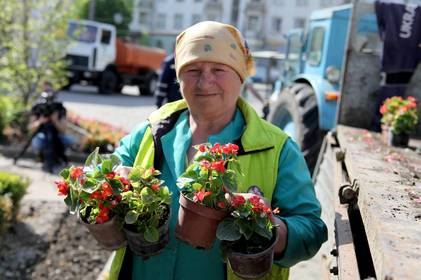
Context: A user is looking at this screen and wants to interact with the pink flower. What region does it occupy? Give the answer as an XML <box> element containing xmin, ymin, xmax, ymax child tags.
<box><xmin>193</xmin><ymin>190</ymin><xmax>212</xmax><ymax>203</ymax></box>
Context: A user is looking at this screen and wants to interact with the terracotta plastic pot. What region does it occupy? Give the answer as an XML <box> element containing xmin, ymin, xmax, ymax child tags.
<box><xmin>81</xmin><ymin>215</ymin><xmax>127</xmax><ymax>251</ymax></box>
<box><xmin>175</xmin><ymin>193</ymin><xmax>228</xmax><ymax>249</ymax></box>
<box><xmin>226</xmin><ymin>229</ymin><xmax>279</xmax><ymax>279</ymax></box>
<box><xmin>123</xmin><ymin>208</ymin><xmax>171</xmax><ymax>258</ymax></box>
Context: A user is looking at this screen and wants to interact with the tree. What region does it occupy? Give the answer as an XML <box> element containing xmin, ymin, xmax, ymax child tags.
<box><xmin>0</xmin><ymin>0</ymin><xmax>76</xmax><ymax>107</ymax></box>
<box><xmin>78</xmin><ymin>0</ymin><xmax>133</xmax><ymax>37</ymax></box>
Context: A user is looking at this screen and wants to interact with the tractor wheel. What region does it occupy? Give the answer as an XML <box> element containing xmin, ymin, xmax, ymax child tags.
<box><xmin>138</xmin><ymin>74</ymin><xmax>158</xmax><ymax>96</ymax></box>
<box><xmin>267</xmin><ymin>83</ymin><xmax>324</xmax><ymax>172</ymax></box>
<box><xmin>99</xmin><ymin>70</ymin><xmax>118</xmax><ymax>94</ymax></box>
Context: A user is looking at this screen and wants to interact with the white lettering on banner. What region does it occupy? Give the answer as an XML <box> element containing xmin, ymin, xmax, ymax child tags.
<box><xmin>400</xmin><ymin>4</ymin><xmax>417</xmax><ymax>39</ymax></box>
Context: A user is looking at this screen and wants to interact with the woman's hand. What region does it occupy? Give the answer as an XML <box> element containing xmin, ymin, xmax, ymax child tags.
<box><xmin>227</xmin><ymin>192</ymin><xmax>288</xmax><ymax>255</ymax></box>
<box><xmin>115</xmin><ymin>166</ymin><xmax>132</xmax><ymax>178</ymax></box>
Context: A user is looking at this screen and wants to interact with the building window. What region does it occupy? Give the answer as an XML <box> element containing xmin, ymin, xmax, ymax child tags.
<box><xmin>139</xmin><ymin>11</ymin><xmax>149</xmax><ymax>25</ymax></box>
<box><xmin>192</xmin><ymin>14</ymin><xmax>201</xmax><ymax>25</ymax></box>
<box><xmin>174</xmin><ymin>14</ymin><xmax>183</xmax><ymax>29</ymax></box>
<box><xmin>320</xmin><ymin>0</ymin><xmax>333</xmax><ymax>7</ymax></box>
<box><xmin>247</xmin><ymin>15</ymin><xmax>259</xmax><ymax>32</ymax></box>
<box><xmin>294</xmin><ymin>17</ymin><xmax>306</xmax><ymax>28</ymax></box>
<box><xmin>272</xmin><ymin>17</ymin><xmax>282</xmax><ymax>33</ymax></box>
<box><xmin>296</xmin><ymin>0</ymin><xmax>308</xmax><ymax>6</ymax></box>
<box><xmin>156</xmin><ymin>13</ymin><xmax>167</xmax><ymax>29</ymax></box>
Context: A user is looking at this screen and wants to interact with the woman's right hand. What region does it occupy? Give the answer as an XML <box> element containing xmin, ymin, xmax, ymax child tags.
<box><xmin>115</xmin><ymin>166</ymin><xmax>132</xmax><ymax>179</ymax></box>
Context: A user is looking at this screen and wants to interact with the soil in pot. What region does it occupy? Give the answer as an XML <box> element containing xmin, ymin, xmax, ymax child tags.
<box><xmin>175</xmin><ymin>193</ymin><xmax>228</xmax><ymax>249</ymax></box>
<box><xmin>123</xmin><ymin>206</ymin><xmax>171</xmax><ymax>259</ymax></box>
<box><xmin>224</xmin><ymin>229</ymin><xmax>279</xmax><ymax>279</ymax></box>
<box><xmin>81</xmin><ymin>215</ymin><xmax>127</xmax><ymax>251</ymax></box>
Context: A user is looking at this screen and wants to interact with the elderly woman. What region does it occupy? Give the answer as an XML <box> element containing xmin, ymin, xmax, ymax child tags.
<box><xmin>108</xmin><ymin>21</ymin><xmax>327</xmax><ymax>280</ymax></box>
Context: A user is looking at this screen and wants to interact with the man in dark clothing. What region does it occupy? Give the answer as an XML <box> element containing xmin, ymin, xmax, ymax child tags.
<box><xmin>155</xmin><ymin>54</ymin><xmax>182</xmax><ymax>108</ymax></box>
<box><xmin>375</xmin><ymin>1</ymin><xmax>421</xmax><ymax>75</ymax></box>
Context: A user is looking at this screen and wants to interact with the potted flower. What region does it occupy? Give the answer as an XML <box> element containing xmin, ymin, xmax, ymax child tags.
<box><xmin>176</xmin><ymin>142</ymin><xmax>240</xmax><ymax>248</ymax></box>
<box><xmin>55</xmin><ymin>147</ymin><xmax>127</xmax><ymax>250</ymax></box>
<box><xmin>119</xmin><ymin>166</ymin><xmax>172</xmax><ymax>258</ymax></box>
<box><xmin>380</xmin><ymin>96</ymin><xmax>418</xmax><ymax>146</ymax></box>
<box><xmin>216</xmin><ymin>195</ymin><xmax>280</xmax><ymax>279</ymax></box>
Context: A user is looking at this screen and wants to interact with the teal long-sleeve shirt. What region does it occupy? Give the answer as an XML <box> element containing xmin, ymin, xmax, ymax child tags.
<box><xmin>114</xmin><ymin>109</ymin><xmax>327</xmax><ymax>280</ymax></box>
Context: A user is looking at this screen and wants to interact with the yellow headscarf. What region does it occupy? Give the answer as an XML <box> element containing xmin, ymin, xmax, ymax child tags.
<box><xmin>174</xmin><ymin>21</ymin><xmax>255</xmax><ymax>82</ymax></box>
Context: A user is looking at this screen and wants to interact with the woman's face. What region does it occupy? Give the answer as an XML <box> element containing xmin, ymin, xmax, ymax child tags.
<box><xmin>178</xmin><ymin>62</ymin><xmax>242</xmax><ymax>119</ymax></box>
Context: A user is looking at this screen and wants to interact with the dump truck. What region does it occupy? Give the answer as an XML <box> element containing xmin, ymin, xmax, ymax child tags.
<box><xmin>283</xmin><ymin>1</ymin><xmax>421</xmax><ymax>279</ymax></box>
<box><xmin>64</xmin><ymin>19</ymin><xmax>166</xmax><ymax>95</ymax></box>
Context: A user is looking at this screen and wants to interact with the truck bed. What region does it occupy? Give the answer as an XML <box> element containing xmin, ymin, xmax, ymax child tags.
<box><xmin>336</xmin><ymin>125</ymin><xmax>421</xmax><ymax>279</ymax></box>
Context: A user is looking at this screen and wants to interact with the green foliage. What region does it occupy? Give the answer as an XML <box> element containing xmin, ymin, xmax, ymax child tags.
<box><xmin>380</xmin><ymin>96</ymin><xmax>419</xmax><ymax>134</ymax></box>
<box><xmin>78</xmin><ymin>0</ymin><xmax>133</xmax><ymax>37</ymax></box>
<box><xmin>121</xmin><ymin>167</ymin><xmax>171</xmax><ymax>242</ymax></box>
<box><xmin>0</xmin><ymin>171</ymin><xmax>29</xmax><ymax>206</ymax></box>
<box><xmin>0</xmin><ymin>0</ymin><xmax>77</xmax><ymax>106</ymax></box>
<box><xmin>56</xmin><ymin>148</ymin><xmax>127</xmax><ymax>222</ymax></box>
<box><xmin>177</xmin><ymin>143</ymin><xmax>241</xmax><ymax>209</ymax></box>
<box><xmin>0</xmin><ymin>171</ymin><xmax>29</xmax><ymax>233</ymax></box>
<box><xmin>216</xmin><ymin>195</ymin><xmax>277</xmax><ymax>253</ymax></box>
<box><xmin>0</xmin><ymin>95</ymin><xmax>26</xmax><ymax>138</ymax></box>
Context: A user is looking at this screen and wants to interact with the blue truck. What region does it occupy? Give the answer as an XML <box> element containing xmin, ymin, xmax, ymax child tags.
<box><xmin>271</xmin><ymin>1</ymin><xmax>421</xmax><ymax>279</ymax></box>
<box><xmin>267</xmin><ymin>3</ymin><xmax>379</xmax><ymax>169</ymax></box>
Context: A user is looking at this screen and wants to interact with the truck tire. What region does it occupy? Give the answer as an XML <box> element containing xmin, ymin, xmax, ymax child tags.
<box><xmin>138</xmin><ymin>74</ymin><xmax>158</xmax><ymax>96</ymax></box>
<box><xmin>99</xmin><ymin>70</ymin><xmax>118</xmax><ymax>94</ymax></box>
<box><xmin>267</xmin><ymin>83</ymin><xmax>323</xmax><ymax>172</ymax></box>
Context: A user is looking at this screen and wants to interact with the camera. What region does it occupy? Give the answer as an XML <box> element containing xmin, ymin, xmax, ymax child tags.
<box><xmin>31</xmin><ymin>91</ymin><xmax>66</xmax><ymax>119</ymax></box>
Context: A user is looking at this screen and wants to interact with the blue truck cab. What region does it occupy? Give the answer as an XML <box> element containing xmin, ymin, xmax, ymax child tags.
<box><xmin>268</xmin><ymin>4</ymin><xmax>378</xmax><ymax>169</ymax></box>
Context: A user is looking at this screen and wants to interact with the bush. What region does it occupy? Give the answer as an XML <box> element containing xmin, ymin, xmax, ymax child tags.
<box><xmin>0</xmin><ymin>171</ymin><xmax>30</xmax><ymax>233</ymax></box>
<box><xmin>0</xmin><ymin>95</ymin><xmax>27</xmax><ymax>140</ymax></box>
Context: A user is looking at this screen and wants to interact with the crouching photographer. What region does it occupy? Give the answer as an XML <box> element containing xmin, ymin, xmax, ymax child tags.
<box><xmin>28</xmin><ymin>82</ymin><xmax>75</xmax><ymax>172</ymax></box>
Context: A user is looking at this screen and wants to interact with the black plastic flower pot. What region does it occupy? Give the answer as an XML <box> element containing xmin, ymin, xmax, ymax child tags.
<box><xmin>225</xmin><ymin>229</ymin><xmax>279</xmax><ymax>279</ymax></box>
<box><xmin>123</xmin><ymin>208</ymin><xmax>171</xmax><ymax>258</ymax></box>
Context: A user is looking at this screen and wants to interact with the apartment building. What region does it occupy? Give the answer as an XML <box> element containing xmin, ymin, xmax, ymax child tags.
<box><xmin>129</xmin><ymin>0</ymin><xmax>347</xmax><ymax>52</ymax></box>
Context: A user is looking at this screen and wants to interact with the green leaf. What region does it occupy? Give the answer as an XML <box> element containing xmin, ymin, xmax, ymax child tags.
<box><xmin>144</xmin><ymin>226</ymin><xmax>159</xmax><ymax>243</ymax></box>
<box><xmin>101</xmin><ymin>159</ymin><xmax>113</xmax><ymax>174</ymax></box>
<box><xmin>222</xmin><ymin>170</ymin><xmax>237</xmax><ymax>192</ymax></box>
<box><xmin>238</xmin><ymin>220</ymin><xmax>254</xmax><ymax>240</ymax></box>
<box><xmin>81</xmin><ymin>180</ymin><xmax>99</xmax><ymax>194</ymax></box>
<box><xmin>109</xmin><ymin>154</ymin><xmax>121</xmax><ymax>168</ymax></box>
<box><xmin>140</xmin><ymin>187</ymin><xmax>153</xmax><ymax>201</ymax></box>
<box><xmin>59</xmin><ymin>169</ymin><xmax>70</xmax><ymax>179</ymax></box>
<box><xmin>125</xmin><ymin>210</ymin><xmax>139</xmax><ymax>224</ymax></box>
<box><xmin>192</xmin><ymin>183</ymin><xmax>202</xmax><ymax>191</ymax></box>
<box><xmin>216</xmin><ymin>217</ymin><xmax>242</xmax><ymax>241</ymax></box>
<box><xmin>255</xmin><ymin>225</ymin><xmax>273</xmax><ymax>240</ymax></box>
<box><xmin>85</xmin><ymin>147</ymin><xmax>99</xmax><ymax>167</ymax></box>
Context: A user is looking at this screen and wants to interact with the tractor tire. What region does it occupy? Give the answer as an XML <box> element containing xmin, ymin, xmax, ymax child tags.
<box><xmin>267</xmin><ymin>83</ymin><xmax>324</xmax><ymax>172</ymax></box>
<box><xmin>138</xmin><ymin>74</ymin><xmax>158</xmax><ymax>96</ymax></box>
<box><xmin>99</xmin><ymin>70</ymin><xmax>118</xmax><ymax>94</ymax></box>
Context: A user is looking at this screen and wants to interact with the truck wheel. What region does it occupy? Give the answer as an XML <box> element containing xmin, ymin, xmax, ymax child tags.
<box><xmin>267</xmin><ymin>83</ymin><xmax>323</xmax><ymax>172</ymax></box>
<box><xmin>138</xmin><ymin>74</ymin><xmax>158</xmax><ymax>96</ymax></box>
<box><xmin>99</xmin><ymin>70</ymin><xmax>118</xmax><ymax>94</ymax></box>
